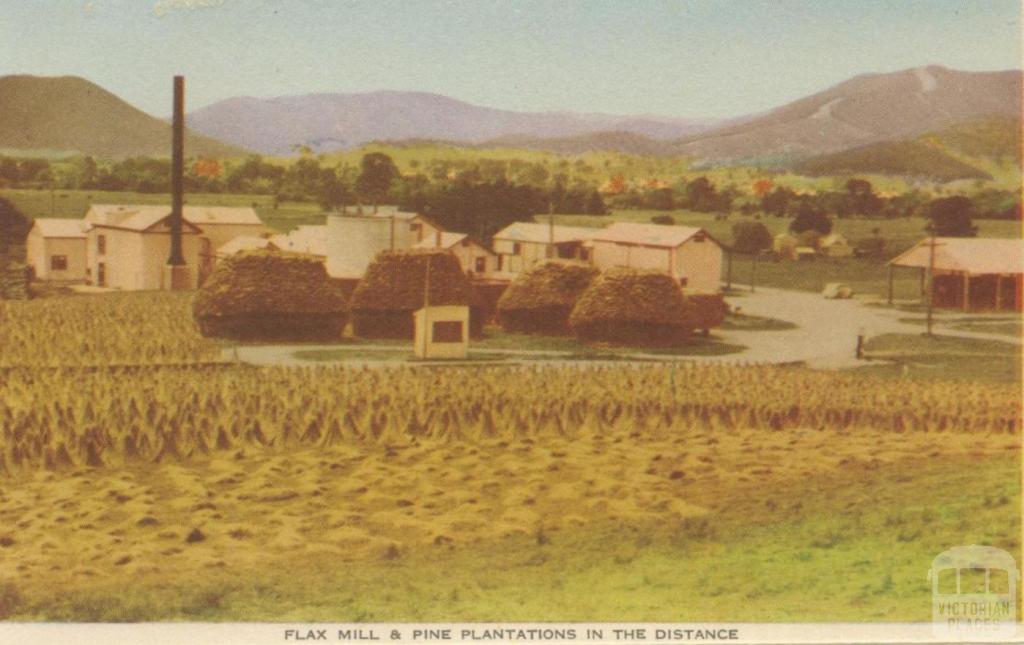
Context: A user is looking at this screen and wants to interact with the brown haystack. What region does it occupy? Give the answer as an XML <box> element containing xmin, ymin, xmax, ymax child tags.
<box><xmin>569</xmin><ymin>267</ymin><xmax>693</xmax><ymax>345</ymax></box>
<box><xmin>193</xmin><ymin>249</ymin><xmax>348</xmax><ymax>341</ymax></box>
<box><xmin>350</xmin><ymin>249</ymin><xmax>476</xmax><ymax>338</ymax></box>
<box><xmin>684</xmin><ymin>293</ymin><xmax>727</xmax><ymax>333</ymax></box>
<box><xmin>496</xmin><ymin>261</ymin><xmax>599</xmax><ymax>333</ymax></box>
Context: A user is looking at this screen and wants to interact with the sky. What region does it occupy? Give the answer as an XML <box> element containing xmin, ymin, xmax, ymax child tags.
<box><xmin>1</xmin><ymin>0</ymin><xmax>1020</xmax><ymax>119</ymax></box>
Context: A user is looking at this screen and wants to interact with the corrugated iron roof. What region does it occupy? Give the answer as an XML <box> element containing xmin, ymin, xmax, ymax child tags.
<box><xmin>269</xmin><ymin>225</ymin><xmax>327</xmax><ymax>257</ymax></box>
<box><xmin>414</xmin><ymin>232</ymin><xmax>468</xmax><ymax>250</ymax></box>
<box><xmin>217</xmin><ymin>236</ymin><xmax>273</xmax><ymax>256</ymax></box>
<box><xmin>32</xmin><ymin>218</ymin><xmax>88</xmax><ymax>238</ymax></box>
<box><xmin>493</xmin><ymin>222</ymin><xmax>598</xmax><ymax>244</ymax></box>
<box><xmin>890</xmin><ymin>237</ymin><xmax>1024</xmax><ymax>275</ymax></box>
<box><xmin>85</xmin><ymin>204</ymin><xmax>263</xmax><ymax>229</ymax></box>
<box><xmin>591</xmin><ymin>222</ymin><xmax>706</xmax><ymax>248</ymax></box>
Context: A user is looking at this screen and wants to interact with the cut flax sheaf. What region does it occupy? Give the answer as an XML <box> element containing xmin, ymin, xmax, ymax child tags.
<box><xmin>569</xmin><ymin>267</ymin><xmax>693</xmax><ymax>345</ymax></box>
<box><xmin>192</xmin><ymin>249</ymin><xmax>348</xmax><ymax>341</ymax></box>
<box><xmin>349</xmin><ymin>249</ymin><xmax>479</xmax><ymax>338</ymax></box>
<box><xmin>497</xmin><ymin>260</ymin><xmax>599</xmax><ymax>333</ymax></box>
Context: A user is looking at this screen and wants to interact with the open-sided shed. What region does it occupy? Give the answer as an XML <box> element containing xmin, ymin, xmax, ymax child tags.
<box><xmin>888</xmin><ymin>237</ymin><xmax>1023</xmax><ymax>311</ymax></box>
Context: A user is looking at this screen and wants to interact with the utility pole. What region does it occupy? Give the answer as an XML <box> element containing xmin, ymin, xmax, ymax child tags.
<box><xmin>548</xmin><ymin>200</ymin><xmax>555</xmax><ymax>259</ymax></box>
<box><xmin>750</xmin><ymin>251</ymin><xmax>757</xmax><ymax>293</ymax></box>
<box><xmin>926</xmin><ymin>233</ymin><xmax>936</xmax><ymax>336</ymax></box>
<box><xmin>168</xmin><ymin>75</ymin><xmax>185</xmax><ymax>268</ymax></box>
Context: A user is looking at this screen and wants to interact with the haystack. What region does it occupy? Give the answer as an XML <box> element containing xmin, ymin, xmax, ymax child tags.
<box><xmin>569</xmin><ymin>267</ymin><xmax>692</xmax><ymax>345</ymax></box>
<box><xmin>496</xmin><ymin>261</ymin><xmax>599</xmax><ymax>333</ymax></box>
<box><xmin>350</xmin><ymin>250</ymin><xmax>476</xmax><ymax>338</ymax></box>
<box><xmin>192</xmin><ymin>249</ymin><xmax>348</xmax><ymax>341</ymax></box>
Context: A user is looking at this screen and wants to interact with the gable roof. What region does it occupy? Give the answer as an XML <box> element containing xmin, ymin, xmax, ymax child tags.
<box><xmin>32</xmin><ymin>218</ymin><xmax>88</xmax><ymax>238</ymax></box>
<box><xmin>493</xmin><ymin>222</ymin><xmax>598</xmax><ymax>244</ymax></box>
<box><xmin>269</xmin><ymin>225</ymin><xmax>327</xmax><ymax>257</ymax></box>
<box><xmin>341</xmin><ymin>205</ymin><xmax>419</xmax><ymax>221</ymax></box>
<box><xmin>85</xmin><ymin>204</ymin><xmax>263</xmax><ymax>230</ymax></box>
<box><xmin>890</xmin><ymin>237</ymin><xmax>1024</xmax><ymax>275</ymax></box>
<box><xmin>414</xmin><ymin>231</ymin><xmax>465</xmax><ymax>249</ymax></box>
<box><xmin>217</xmin><ymin>235</ymin><xmax>274</xmax><ymax>256</ymax></box>
<box><xmin>591</xmin><ymin>222</ymin><xmax>715</xmax><ymax>249</ymax></box>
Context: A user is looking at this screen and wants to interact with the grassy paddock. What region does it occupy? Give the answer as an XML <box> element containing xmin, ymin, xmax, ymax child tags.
<box><xmin>9</xmin><ymin>451</ymin><xmax>1018</xmax><ymax>622</ymax></box>
<box><xmin>859</xmin><ymin>333</ymin><xmax>1022</xmax><ymax>383</ymax></box>
<box><xmin>0</xmin><ymin>188</ymin><xmax>323</xmax><ymax>233</ymax></box>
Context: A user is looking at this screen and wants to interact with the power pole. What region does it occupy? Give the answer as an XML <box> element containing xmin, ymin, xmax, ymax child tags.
<box><xmin>926</xmin><ymin>234</ymin><xmax>936</xmax><ymax>336</ymax></box>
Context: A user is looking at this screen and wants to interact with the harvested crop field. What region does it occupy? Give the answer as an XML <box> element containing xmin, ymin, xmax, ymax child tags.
<box><xmin>0</xmin><ymin>293</ymin><xmax>1019</xmax><ymax>621</ymax></box>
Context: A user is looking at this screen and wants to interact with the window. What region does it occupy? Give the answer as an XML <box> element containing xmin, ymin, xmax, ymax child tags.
<box><xmin>50</xmin><ymin>255</ymin><xmax>68</xmax><ymax>271</ymax></box>
<box><xmin>580</xmin><ymin>248</ymin><xmax>591</xmax><ymax>262</ymax></box>
<box><xmin>97</xmin><ymin>235</ymin><xmax>106</xmax><ymax>255</ymax></box>
<box><xmin>432</xmin><ymin>321</ymin><xmax>463</xmax><ymax>343</ymax></box>
<box><xmin>474</xmin><ymin>257</ymin><xmax>486</xmax><ymax>273</ymax></box>
<box><xmin>679</xmin><ymin>277</ymin><xmax>689</xmax><ymax>287</ymax></box>
<box><xmin>512</xmin><ymin>242</ymin><xmax>522</xmax><ymax>256</ymax></box>
<box><xmin>557</xmin><ymin>246</ymin><xmax>575</xmax><ymax>259</ymax></box>
<box><xmin>693</xmin><ymin>232</ymin><xmax>706</xmax><ymax>243</ymax></box>
<box><xmin>409</xmin><ymin>223</ymin><xmax>421</xmax><ymax>232</ymax></box>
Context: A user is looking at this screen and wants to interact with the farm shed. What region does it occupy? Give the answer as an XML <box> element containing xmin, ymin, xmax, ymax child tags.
<box><xmin>414</xmin><ymin>231</ymin><xmax>498</xmax><ymax>276</ymax></box>
<box><xmin>819</xmin><ymin>233</ymin><xmax>853</xmax><ymax>258</ymax></box>
<box><xmin>491</xmin><ymin>222</ymin><xmax>597</xmax><ymax>277</ymax></box>
<box><xmin>25</xmin><ymin>218</ymin><xmax>88</xmax><ymax>282</ymax></box>
<box><xmin>349</xmin><ymin>249</ymin><xmax>478</xmax><ymax>338</ymax></box>
<box><xmin>888</xmin><ymin>237</ymin><xmax>1024</xmax><ymax>311</ymax></box>
<box><xmin>414</xmin><ymin>305</ymin><xmax>470</xmax><ymax>359</ymax></box>
<box><xmin>496</xmin><ymin>260</ymin><xmax>599</xmax><ymax>333</ymax></box>
<box><xmin>587</xmin><ymin>222</ymin><xmax>723</xmax><ymax>293</ymax></box>
<box><xmin>569</xmin><ymin>266</ymin><xmax>693</xmax><ymax>346</ymax></box>
<box><xmin>193</xmin><ymin>248</ymin><xmax>348</xmax><ymax>341</ymax></box>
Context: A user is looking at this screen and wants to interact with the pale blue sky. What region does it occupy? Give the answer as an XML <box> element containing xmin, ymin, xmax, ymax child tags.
<box><xmin>1</xmin><ymin>0</ymin><xmax>1020</xmax><ymax>118</ymax></box>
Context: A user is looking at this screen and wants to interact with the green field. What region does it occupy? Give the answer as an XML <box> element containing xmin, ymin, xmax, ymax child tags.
<box><xmin>0</xmin><ymin>188</ymin><xmax>322</xmax><ymax>233</ymax></box>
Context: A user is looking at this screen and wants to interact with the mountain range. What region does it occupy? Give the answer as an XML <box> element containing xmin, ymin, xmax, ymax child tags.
<box><xmin>0</xmin><ymin>66</ymin><xmax>1019</xmax><ymax>178</ymax></box>
<box><xmin>183</xmin><ymin>91</ymin><xmax>719</xmax><ymax>155</ymax></box>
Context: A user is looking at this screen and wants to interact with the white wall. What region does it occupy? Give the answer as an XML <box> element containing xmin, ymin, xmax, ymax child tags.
<box><xmin>327</xmin><ymin>215</ymin><xmax>409</xmax><ymax>278</ymax></box>
<box><xmin>676</xmin><ymin>237</ymin><xmax>723</xmax><ymax>293</ymax></box>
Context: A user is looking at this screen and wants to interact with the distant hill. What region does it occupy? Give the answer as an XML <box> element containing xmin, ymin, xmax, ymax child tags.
<box><xmin>0</xmin><ymin>75</ymin><xmax>247</xmax><ymax>159</ymax></box>
<box><xmin>478</xmin><ymin>131</ymin><xmax>677</xmax><ymax>156</ymax></box>
<box><xmin>671</xmin><ymin>66</ymin><xmax>1022</xmax><ymax>162</ymax></box>
<box><xmin>794</xmin><ymin>117</ymin><xmax>1021</xmax><ymax>181</ymax></box>
<box><xmin>185</xmin><ymin>91</ymin><xmax>718</xmax><ymax>155</ymax></box>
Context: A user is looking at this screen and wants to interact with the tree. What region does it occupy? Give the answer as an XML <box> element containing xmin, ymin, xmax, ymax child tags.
<box><xmin>731</xmin><ymin>221</ymin><xmax>773</xmax><ymax>254</ymax></box>
<box><xmin>355</xmin><ymin>153</ymin><xmax>399</xmax><ymax>205</ymax></box>
<box><xmin>844</xmin><ymin>178</ymin><xmax>882</xmax><ymax>216</ymax></box>
<box><xmin>924</xmin><ymin>196</ymin><xmax>978</xmax><ymax>237</ymax></box>
<box><xmin>0</xmin><ymin>197</ymin><xmax>31</xmax><ymax>253</ymax></box>
<box><xmin>761</xmin><ymin>186</ymin><xmax>796</xmax><ymax>217</ymax></box>
<box><xmin>789</xmin><ymin>202</ymin><xmax>833</xmax><ymax>235</ymax></box>
<box><xmin>585</xmin><ymin>190</ymin><xmax>608</xmax><ymax>215</ymax></box>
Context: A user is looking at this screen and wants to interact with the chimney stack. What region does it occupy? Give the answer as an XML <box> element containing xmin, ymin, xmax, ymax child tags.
<box><xmin>165</xmin><ymin>75</ymin><xmax>191</xmax><ymax>289</ymax></box>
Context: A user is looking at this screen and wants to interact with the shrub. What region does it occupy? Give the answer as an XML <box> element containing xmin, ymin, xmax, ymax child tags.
<box><xmin>650</xmin><ymin>214</ymin><xmax>675</xmax><ymax>225</ymax></box>
<box><xmin>684</xmin><ymin>293</ymin><xmax>727</xmax><ymax>332</ymax></box>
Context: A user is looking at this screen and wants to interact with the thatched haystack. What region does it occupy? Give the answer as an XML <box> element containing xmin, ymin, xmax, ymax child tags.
<box><xmin>350</xmin><ymin>250</ymin><xmax>477</xmax><ymax>338</ymax></box>
<box><xmin>192</xmin><ymin>249</ymin><xmax>348</xmax><ymax>341</ymax></box>
<box><xmin>683</xmin><ymin>293</ymin><xmax>727</xmax><ymax>333</ymax></box>
<box><xmin>569</xmin><ymin>267</ymin><xmax>693</xmax><ymax>345</ymax></box>
<box><xmin>496</xmin><ymin>261</ymin><xmax>599</xmax><ymax>333</ymax></box>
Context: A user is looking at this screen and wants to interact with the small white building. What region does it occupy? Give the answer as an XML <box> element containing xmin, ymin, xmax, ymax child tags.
<box><xmin>413</xmin><ymin>305</ymin><xmax>469</xmax><ymax>359</ymax></box>
<box><xmin>588</xmin><ymin>222</ymin><xmax>724</xmax><ymax>293</ymax></box>
<box><xmin>819</xmin><ymin>233</ymin><xmax>853</xmax><ymax>258</ymax></box>
<box><xmin>414</xmin><ymin>231</ymin><xmax>497</xmax><ymax>276</ymax></box>
<box><xmin>26</xmin><ymin>218</ymin><xmax>89</xmax><ymax>282</ymax></box>
<box><xmin>491</xmin><ymin>222</ymin><xmax>597</xmax><ymax>276</ymax></box>
<box><xmin>326</xmin><ymin>206</ymin><xmax>443</xmax><ymax>279</ymax></box>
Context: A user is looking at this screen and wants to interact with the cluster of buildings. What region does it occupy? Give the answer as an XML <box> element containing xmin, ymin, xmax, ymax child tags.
<box><xmin>27</xmin><ymin>204</ymin><xmax>726</xmax><ymax>295</ymax></box>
